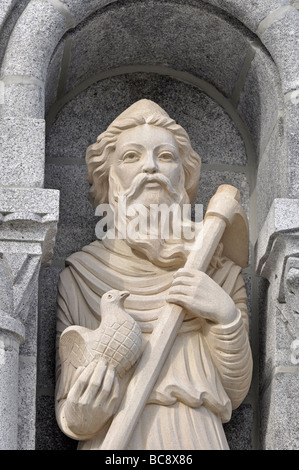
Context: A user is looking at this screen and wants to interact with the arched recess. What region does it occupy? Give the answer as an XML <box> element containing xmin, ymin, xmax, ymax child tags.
<box><xmin>0</xmin><ymin>0</ymin><xmax>298</xmax><ymax>450</ymax></box>
<box><xmin>1</xmin><ymin>0</ymin><xmax>295</xmax><ymax>227</ymax></box>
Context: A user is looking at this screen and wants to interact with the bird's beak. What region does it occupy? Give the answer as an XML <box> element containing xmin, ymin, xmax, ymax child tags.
<box><xmin>119</xmin><ymin>291</ymin><xmax>130</xmax><ymax>300</ymax></box>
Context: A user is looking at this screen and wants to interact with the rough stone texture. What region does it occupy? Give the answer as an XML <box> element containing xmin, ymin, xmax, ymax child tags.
<box><xmin>0</xmin><ymin>192</ymin><xmax>59</xmax><ymax>266</ymax></box>
<box><xmin>255</xmin><ymin>196</ymin><xmax>299</xmax><ymax>449</ymax></box>
<box><xmin>284</xmin><ymin>257</ymin><xmax>299</xmax><ymax>321</ymax></box>
<box><xmin>0</xmin><ymin>332</ymin><xmax>20</xmax><ymax>449</ymax></box>
<box><xmin>58</xmin><ymin>0</ymin><xmax>117</xmax><ymax>24</ymax></box>
<box><xmin>64</xmin><ymin>1</ymin><xmax>253</xmax><ymax>98</ymax></box>
<box><xmin>255</xmin><ymin>198</ymin><xmax>299</xmax><ymax>279</ymax></box>
<box><xmin>0</xmin><ymin>191</ymin><xmax>59</xmax><ymax>277</ymax></box>
<box><xmin>45</xmin><ymin>40</ymin><xmax>65</xmax><ymax>115</ymax></box>
<box><xmin>38</xmin><ymin>266</ymin><xmax>64</xmax><ymax>390</ymax></box>
<box><xmin>0</xmin><ymin>187</ymin><xmax>59</xmax><ymax>219</ymax></box>
<box><xmin>238</xmin><ymin>46</ymin><xmax>284</xmax><ymax>159</ymax></box>
<box><xmin>260</xmin><ymin>9</ymin><xmax>299</xmax><ymax>94</ymax></box>
<box><xmin>0</xmin><ymin>183</ymin><xmax>59</xmax><ymax>450</ymax></box>
<box><xmin>256</xmin><ymin>119</ymin><xmax>288</xmax><ymax>232</ymax></box>
<box><xmin>223</xmin><ymin>404</ymin><xmax>254</xmax><ymax>450</ymax></box>
<box><xmin>18</xmin><ymin>356</ymin><xmax>37</xmax><ymax>450</ymax></box>
<box><xmin>244</xmin><ymin>275</ymin><xmax>253</xmax><ymax>340</ymax></box>
<box><xmin>259</xmin><ymin>282</ymin><xmax>295</xmax><ymax>390</ymax></box>
<box><xmin>0</xmin><ymin>117</ymin><xmax>45</xmax><ymax>187</ymax></box>
<box><xmin>285</xmin><ymin>95</ymin><xmax>299</xmax><ymax>199</ymax></box>
<box><xmin>288</xmin><ymin>167</ymin><xmax>299</xmax><ymax>200</ymax></box>
<box><xmin>1</xmin><ymin>0</ymin><xmax>67</xmax><ymax>81</ymax></box>
<box><xmin>18</xmin><ymin>290</ymin><xmax>38</xmax><ymax>357</ymax></box>
<box><xmin>202</xmin><ymin>0</ymin><xmax>291</xmax><ymax>32</ymax></box>
<box><xmin>0</xmin><ymin>1</ymin><xmax>31</xmax><ymax>68</ymax></box>
<box><xmin>2</xmin><ymin>81</ymin><xmax>44</xmax><ymax>119</ymax></box>
<box><xmin>0</xmin><ymin>0</ymin><xmax>18</xmax><ymax>29</ymax></box>
<box><xmin>35</xmin><ymin>395</ymin><xmax>77</xmax><ymax>450</ymax></box>
<box><xmin>197</xmin><ymin>167</ymin><xmax>252</xmax><ymax>287</ymax></box>
<box><xmin>196</xmin><ymin>168</ymin><xmax>249</xmax><ymax>215</ymax></box>
<box><xmin>52</xmin><ymin>220</ymin><xmax>96</xmax><ymax>263</ymax></box>
<box><xmin>44</xmin><ymin>164</ymin><xmax>96</xmax><ymax>262</ymax></box>
<box><xmin>46</xmin><ymin>73</ymin><xmax>247</xmax><ymax>166</ymax></box>
<box><xmin>260</xmin><ymin>372</ymin><xmax>299</xmax><ymax>450</ymax></box>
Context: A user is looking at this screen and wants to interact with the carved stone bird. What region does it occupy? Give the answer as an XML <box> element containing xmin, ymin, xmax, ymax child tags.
<box><xmin>59</xmin><ymin>290</ymin><xmax>143</xmax><ymax>378</ymax></box>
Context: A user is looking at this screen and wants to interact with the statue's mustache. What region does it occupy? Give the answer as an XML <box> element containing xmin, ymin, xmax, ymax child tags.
<box><xmin>121</xmin><ymin>173</ymin><xmax>181</xmax><ymax>203</ymax></box>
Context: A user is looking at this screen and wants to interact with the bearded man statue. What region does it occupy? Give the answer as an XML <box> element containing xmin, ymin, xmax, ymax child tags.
<box><xmin>55</xmin><ymin>99</ymin><xmax>252</xmax><ymax>450</ymax></box>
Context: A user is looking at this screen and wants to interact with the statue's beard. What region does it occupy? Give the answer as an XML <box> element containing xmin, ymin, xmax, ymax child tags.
<box><xmin>108</xmin><ymin>170</ymin><xmax>195</xmax><ymax>268</ymax></box>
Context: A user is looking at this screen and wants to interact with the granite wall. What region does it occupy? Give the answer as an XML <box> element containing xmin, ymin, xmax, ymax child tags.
<box><xmin>0</xmin><ymin>0</ymin><xmax>298</xmax><ymax>450</ymax></box>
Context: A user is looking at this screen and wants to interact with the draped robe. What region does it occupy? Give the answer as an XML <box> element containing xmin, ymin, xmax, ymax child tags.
<box><xmin>55</xmin><ymin>237</ymin><xmax>252</xmax><ymax>450</ymax></box>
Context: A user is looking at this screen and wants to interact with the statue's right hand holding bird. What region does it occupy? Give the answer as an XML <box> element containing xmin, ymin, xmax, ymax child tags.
<box><xmin>59</xmin><ymin>290</ymin><xmax>142</xmax><ymax>437</ymax></box>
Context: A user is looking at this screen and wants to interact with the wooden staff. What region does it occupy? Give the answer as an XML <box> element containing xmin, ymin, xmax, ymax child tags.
<box><xmin>101</xmin><ymin>184</ymin><xmax>248</xmax><ymax>450</ymax></box>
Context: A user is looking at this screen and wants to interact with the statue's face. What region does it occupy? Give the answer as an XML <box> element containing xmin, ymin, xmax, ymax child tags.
<box><xmin>110</xmin><ymin>124</ymin><xmax>184</xmax><ymax>199</ymax></box>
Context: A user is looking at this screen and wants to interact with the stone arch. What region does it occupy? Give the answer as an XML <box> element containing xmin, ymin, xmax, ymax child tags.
<box><xmin>1</xmin><ymin>0</ymin><xmax>296</xmax><ymax>224</ymax></box>
<box><xmin>0</xmin><ymin>0</ymin><xmax>298</xmax><ymax>450</ymax></box>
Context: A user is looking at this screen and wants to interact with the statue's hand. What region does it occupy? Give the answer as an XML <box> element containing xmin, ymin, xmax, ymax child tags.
<box><xmin>166</xmin><ymin>268</ymin><xmax>238</xmax><ymax>325</ymax></box>
<box><xmin>64</xmin><ymin>359</ymin><xmax>119</xmax><ymax>437</ymax></box>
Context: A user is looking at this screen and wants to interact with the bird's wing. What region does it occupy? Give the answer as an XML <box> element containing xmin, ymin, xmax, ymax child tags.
<box><xmin>59</xmin><ymin>325</ymin><xmax>95</xmax><ymax>370</ymax></box>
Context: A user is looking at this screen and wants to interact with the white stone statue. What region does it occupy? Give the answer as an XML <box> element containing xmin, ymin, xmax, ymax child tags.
<box><xmin>55</xmin><ymin>99</ymin><xmax>252</xmax><ymax>450</ymax></box>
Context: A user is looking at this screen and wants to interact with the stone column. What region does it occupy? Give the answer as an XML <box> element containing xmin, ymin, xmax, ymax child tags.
<box><xmin>256</xmin><ymin>198</ymin><xmax>299</xmax><ymax>450</ymax></box>
<box><xmin>0</xmin><ymin>187</ymin><xmax>59</xmax><ymax>449</ymax></box>
<box><xmin>0</xmin><ymin>322</ymin><xmax>23</xmax><ymax>449</ymax></box>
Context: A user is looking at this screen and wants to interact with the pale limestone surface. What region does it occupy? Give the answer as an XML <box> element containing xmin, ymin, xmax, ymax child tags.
<box><xmin>55</xmin><ymin>100</ymin><xmax>252</xmax><ymax>450</ymax></box>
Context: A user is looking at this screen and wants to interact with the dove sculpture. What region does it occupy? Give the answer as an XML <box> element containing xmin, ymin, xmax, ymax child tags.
<box><xmin>59</xmin><ymin>290</ymin><xmax>143</xmax><ymax>378</ymax></box>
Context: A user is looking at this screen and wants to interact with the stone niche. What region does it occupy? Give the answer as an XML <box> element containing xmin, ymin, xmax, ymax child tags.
<box><xmin>0</xmin><ymin>0</ymin><xmax>298</xmax><ymax>450</ymax></box>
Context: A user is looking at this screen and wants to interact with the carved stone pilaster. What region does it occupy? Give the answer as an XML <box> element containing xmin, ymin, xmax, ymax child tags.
<box><xmin>0</xmin><ymin>187</ymin><xmax>59</xmax><ymax>449</ymax></box>
<box><xmin>256</xmin><ymin>198</ymin><xmax>299</xmax><ymax>449</ymax></box>
<box><xmin>256</xmin><ymin>199</ymin><xmax>299</xmax><ymax>357</ymax></box>
<box><xmin>0</xmin><ymin>253</ymin><xmax>40</xmax><ymax>341</ymax></box>
<box><xmin>284</xmin><ymin>257</ymin><xmax>299</xmax><ymax>313</ymax></box>
<box><xmin>283</xmin><ymin>257</ymin><xmax>299</xmax><ymax>365</ymax></box>
<box><xmin>0</xmin><ymin>187</ymin><xmax>59</xmax><ymax>338</ymax></box>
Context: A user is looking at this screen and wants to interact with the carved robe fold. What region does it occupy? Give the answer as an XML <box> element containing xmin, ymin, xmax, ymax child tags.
<box><xmin>55</xmin><ymin>238</ymin><xmax>252</xmax><ymax>450</ymax></box>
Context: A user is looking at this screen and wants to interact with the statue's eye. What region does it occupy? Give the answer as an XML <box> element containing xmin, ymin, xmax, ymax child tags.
<box><xmin>123</xmin><ymin>151</ymin><xmax>140</xmax><ymax>163</ymax></box>
<box><xmin>107</xmin><ymin>294</ymin><xmax>112</xmax><ymax>299</ymax></box>
<box><xmin>158</xmin><ymin>152</ymin><xmax>174</xmax><ymax>161</ymax></box>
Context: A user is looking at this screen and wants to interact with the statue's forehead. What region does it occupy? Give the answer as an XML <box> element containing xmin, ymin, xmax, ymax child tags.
<box><xmin>115</xmin><ymin>124</ymin><xmax>178</xmax><ymax>149</ymax></box>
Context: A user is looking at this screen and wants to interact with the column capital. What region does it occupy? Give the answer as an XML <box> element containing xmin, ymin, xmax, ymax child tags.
<box><xmin>256</xmin><ymin>198</ymin><xmax>299</xmax><ymax>366</ymax></box>
<box><xmin>255</xmin><ymin>198</ymin><xmax>299</xmax><ymax>297</ymax></box>
<box><xmin>0</xmin><ymin>187</ymin><xmax>59</xmax><ymax>265</ymax></box>
<box><xmin>0</xmin><ymin>187</ymin><xmax>59</xmax><ymax>340</ymax></box>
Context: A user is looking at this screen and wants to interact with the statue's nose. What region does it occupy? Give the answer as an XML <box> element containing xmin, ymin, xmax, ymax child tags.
<box><xmin>142</xmin><ymin>152</ymin><xmax>158</xmax><ymax>174</ymax></box>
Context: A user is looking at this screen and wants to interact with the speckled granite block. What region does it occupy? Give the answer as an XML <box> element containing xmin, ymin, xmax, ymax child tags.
<box><xmin>65</xmin><ymin>2</ymin><xmax>252</xmax><ymax>97</ymax></box>
<box><xmin>2</xmin><ymin>0</ymin><xmax>67</xmax><ymax>81</ymax></box>
<box><xmin>46</xmin><ymin>73</ymin><xmax>247</xmax><ymax>166</ymax></box>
